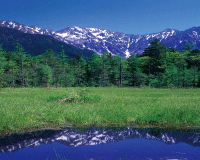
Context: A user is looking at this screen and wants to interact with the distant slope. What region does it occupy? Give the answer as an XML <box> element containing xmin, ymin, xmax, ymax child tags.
<box><xmin>0</xmin><ymin>26</ymin><xmax>95</xmax><ymax>59</ymax></box>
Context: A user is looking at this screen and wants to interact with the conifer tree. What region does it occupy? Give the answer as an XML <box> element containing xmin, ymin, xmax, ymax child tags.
<box><xmin>143</xmin><ymin>39</ymin><xmax>168</xmax><ymax>75</ymax></box>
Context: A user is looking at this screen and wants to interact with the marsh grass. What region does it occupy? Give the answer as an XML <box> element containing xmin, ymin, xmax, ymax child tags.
<box><xmin>47</xmin><ymin>88</ymin><xmax>100</xmax><ymax>103</ymax></box>
<box><xmin>0</xmin><ymin>87</ymin><xmax>200</xmax><ymax>135</ymax></box>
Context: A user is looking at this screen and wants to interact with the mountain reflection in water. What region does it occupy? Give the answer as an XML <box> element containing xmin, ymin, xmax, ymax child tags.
<box><xmin>0</xmin><ymin>127</ymin><xmax>199</xmax><ymax>160</ymax></box>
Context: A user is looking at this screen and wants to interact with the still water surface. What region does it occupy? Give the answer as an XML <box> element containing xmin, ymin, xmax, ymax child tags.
<box><xmin>0</xmin><ymin>127</ymin><xmax>199</xmax><ymax>160</ymax></box>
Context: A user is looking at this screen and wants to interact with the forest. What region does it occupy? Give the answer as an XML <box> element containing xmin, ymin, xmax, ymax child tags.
<box><xmin>0</xmin><ymin>38</ymin><xmax>200</xmax><ymax>88</ymax></box>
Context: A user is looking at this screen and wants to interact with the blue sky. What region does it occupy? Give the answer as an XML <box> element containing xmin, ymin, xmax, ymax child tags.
<box><xmin>1</xmin><ymin>0</ymin><xmax>200</xmax><ymax>35</ymax></box>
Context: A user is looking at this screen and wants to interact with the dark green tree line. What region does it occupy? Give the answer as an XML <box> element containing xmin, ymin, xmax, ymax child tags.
<box><xmin>0</xmin><ymin>40</ymin><xmax>200</xmax><ymax>88</ymax></box>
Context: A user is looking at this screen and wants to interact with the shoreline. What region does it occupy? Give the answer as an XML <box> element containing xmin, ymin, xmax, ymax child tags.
<box><xmin>1</xmin><ymin>123</ymin><xmax>199</xmax><ymax>138</ymax></box>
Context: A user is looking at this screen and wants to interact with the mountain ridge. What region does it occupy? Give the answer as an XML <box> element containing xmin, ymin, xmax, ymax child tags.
<box><xmin>1</xmin><ymin>20</ymin><xmax>200</xmax><ymax>58</ymax></box>
<box><xmin>0</xmin><ymin>26</ymin><xmax>95</xmax><ymax>59</ymax></box>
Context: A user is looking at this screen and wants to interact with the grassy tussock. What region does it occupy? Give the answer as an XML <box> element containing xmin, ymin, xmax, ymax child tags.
<box><xmin>0</xmin><ymin>87</ymin><xmax>200</xmax><ymax>135</ymax></box>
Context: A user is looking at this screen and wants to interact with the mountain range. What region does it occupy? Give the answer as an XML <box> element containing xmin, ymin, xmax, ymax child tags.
<box><xmin>1</xmin><ymin>20</ymin><xmax>200</xmax><ymax>58</ymax></box>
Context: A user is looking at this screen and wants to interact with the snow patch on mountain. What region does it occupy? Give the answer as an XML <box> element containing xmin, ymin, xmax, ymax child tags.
<box><xmin>125</xmin><ymin>49</ymin><xmax>130</xmax><ymax>58</ymax></box>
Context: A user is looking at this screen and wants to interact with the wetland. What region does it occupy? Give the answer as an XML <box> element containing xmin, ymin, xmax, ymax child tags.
<box><xmin>0</xmin><ymin>87</ymin><xmax>200</xmax><ymax>159</ymax></box>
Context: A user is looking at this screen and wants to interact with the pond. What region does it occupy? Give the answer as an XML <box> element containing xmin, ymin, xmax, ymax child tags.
<box><xmin>0</xmin><ymin>127</ymin><xmax>199</xmax><ymax>160</ymax></box>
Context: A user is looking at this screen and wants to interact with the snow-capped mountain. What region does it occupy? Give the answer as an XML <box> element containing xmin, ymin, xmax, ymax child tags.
<box><xmin>0</xmin><ymin>21</ymin><xmax>54</xmax><ymax>35</ymax></box>
<box><xmin>1</xmin><ymin>20</ymin><xmax>200</xmax><ymax>58</ymax></box>
<box><xmin>0</xmin><ymin>127</ymin><xmax>199</xmax><ymax>153</ymax></box>
<box><xmin>55</xmin><ymin>27</ymin><xmax>180</xmax><ymax>58</ymax></box>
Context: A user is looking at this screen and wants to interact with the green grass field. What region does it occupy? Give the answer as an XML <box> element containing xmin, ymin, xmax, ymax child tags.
<box><xmin>0</xmin><ymin>87</ymin><xmax>200</xmax><ymax>136</ymax></box>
